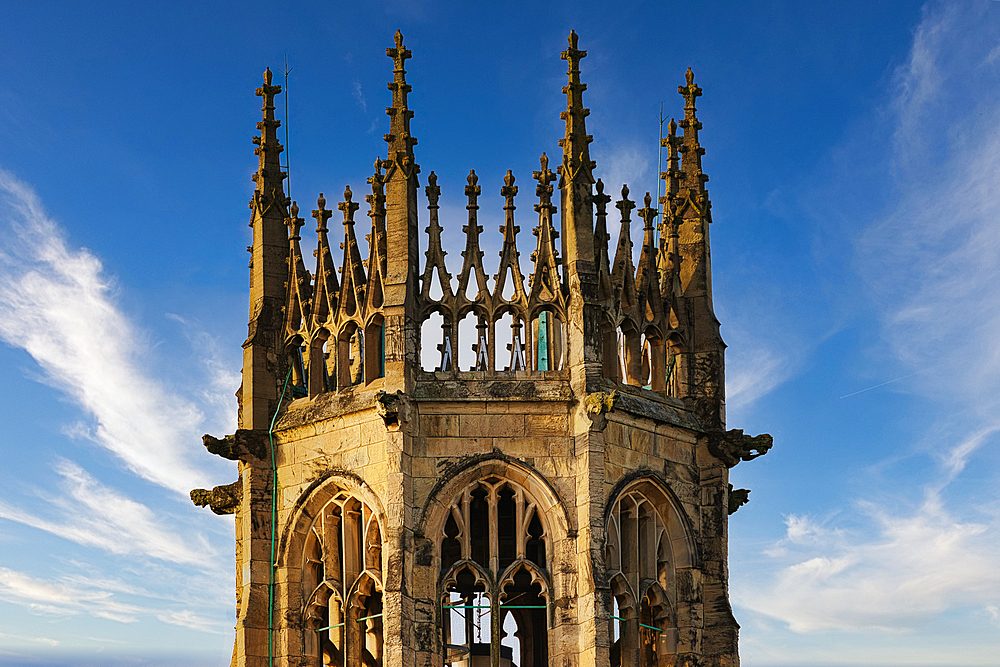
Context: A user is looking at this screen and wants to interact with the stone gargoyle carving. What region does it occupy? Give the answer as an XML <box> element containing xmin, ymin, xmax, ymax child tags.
<box><xmin>707</xmin><ymin>428</ymin><xmax>773</xmax><ymax>468</ymax></box>
<box><xmin>190</xmin><ymin>481</ymin><xmax>241</xmax><ymax>515</ymax></box>
<box><xmin>375</xmin><ymin>389</ymin><xmax>408</xmax><ymax>427</ymax></box>
<box><xmin>202</xmin><ymin>429</ymin><xmax>270</xmax><ymax>462</ymax></box>
<box><xmin>727</xmin><ymin>484</ymin><xmax>750</xmax><ymax>515</ymax></box>
<box><xmin>584</xmin><ymin>391</ymin><xmax>620</xmax><ymax>431</ymax></box>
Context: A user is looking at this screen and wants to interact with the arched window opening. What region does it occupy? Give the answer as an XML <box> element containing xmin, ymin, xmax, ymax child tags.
<box><xmin>288</xmin><ymin>338</ymin><xmax>308</xmax><ymax>398</ymax></box>
<box><xmin>664</xmin><ymin>336</ymin><xmax>683</xmax><ymax>399</ymax></box>
<box><xmin>606</xmin><ymin>483</ymin><xmax>681</xmax><ymax>667</ymax></box>
<box><xmin>533</xmin><ymin>310</ymin><xmax>563</xmax><ymax>372</ymax></box>
<box><xmin>421</xmin><ymin>312</ymin><xmax>455</xmax><ymax>372</ymax></box>
<box><xmin>443</xmin><ymin>570</ymin><xmax>492</xmax><ymax>667</ymax></box>
<box><xmin>617</xmin><ymin>323</ymin><xmax>641</xmax><ymax>386</ymax></box>
<box><xmin>337</xmin><ymin>323</ymin><xmax>364</xmax><ymax>388</ymax></box>
<box><xmin>364</xmin><ymin>317</ymin><xmax>386</xmax><ymax>383</ymax></box>
<box><xmin>307</xmin><ymin>333</ymin><xmax>331</xmax><ymax>399</ymax></box>
<box><xmin>303</xmin><ymin>491</ymin><xmax>383</xmax><ymax>667</ymax></box>
<box><xmin>639</xmin><ymin>332</ymin><xmax>666</xmax><ymax>392</ymax></box>
<box><xmin>499</xmin><ymin>568</ymin><xmax>548</xmax><ymax>667</ymax></box>
<box><xmin>495</xmin><ymin>311</ymin><xmax>526</xmax><ymax>373</ymax></box>
<box><xmin>456</xmin><ymin>311</ymin><xmax>482</xmax><ymax>372</ymax></box>
<box><xmin>602</xmin><ymin>320</ymin><xmax>620</xmax><ymax>381</ymax></box>
<box><xmin>321</xmin><ymin>337</ymin><xmax>336</xmax><ymax>394</ymax></box>
<box><xmin>439</xmin><ymin>477</ymin><xmax>551</xmax><ymax>667</ymax></box>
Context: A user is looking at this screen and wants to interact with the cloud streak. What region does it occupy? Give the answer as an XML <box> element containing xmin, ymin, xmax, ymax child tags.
<box><xmin>0</xmin><ymin>168</ymin><xmax>215</xmax><ymax>494</ymax></box>
<box><xmin>740</xmin><ymin>0</ymin><xmax>1000</xmax><ymax>636</ymax></box>
<box><xmin>0</xmin><ymin>460</ymin><xmax>210</xmax><ymax>566</ymax></box>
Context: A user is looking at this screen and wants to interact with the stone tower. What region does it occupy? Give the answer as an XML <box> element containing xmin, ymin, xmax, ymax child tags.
<box><xmin>192</xmin><ymin>30</ymin><xmax>772</xmax><ymax>667</ymax></box>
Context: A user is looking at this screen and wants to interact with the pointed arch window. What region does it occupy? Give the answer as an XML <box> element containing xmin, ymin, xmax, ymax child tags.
<box><xmin>439</xmin><ymin>477</ymin><xmax>550</xmax><ymax>667</ymax></box>
<box><xmin>606</xmin><ymin>482</ymin><xmax>683</xmax><ymax>667</ymax></box>
<box><xmin>303</xmin><ymin>491</ymin><xmax>383</xmax><ymax>667</ymax></box>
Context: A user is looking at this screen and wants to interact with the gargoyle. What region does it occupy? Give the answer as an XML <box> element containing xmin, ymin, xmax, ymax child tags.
<box><xmin>707</xmin><ymin>428</ymin><xmax>773</xmax><ymax>468</ymax></box>
<box><xmin>202</xmin><ymin>429</ymin><xmax>270</xmax><ymax>462</ymax></box>
<box><xmin>727</xmin><ymin>484</ymin><xmax>750</xmax><ymax>515</ymax></box>
<box><xmin>375</xmin><ymin>390</ymin><xmax>408</xmax><ymax>427</ymax></box>
<box><xmin>584</xmin><ymin>391</ymin><xmax>620</xmax><ymax>431</ymax></box>
<box><xmin>190</xmin><ymin>481</ymin><xmax>241</xmax><ymax>515</ymax></box>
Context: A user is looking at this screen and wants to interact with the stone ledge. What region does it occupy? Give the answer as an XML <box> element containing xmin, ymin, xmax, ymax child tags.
<box><xmin>413</xmin><ymin>377</ymin><xmax>572</xmax><ymax>401</ymax></box>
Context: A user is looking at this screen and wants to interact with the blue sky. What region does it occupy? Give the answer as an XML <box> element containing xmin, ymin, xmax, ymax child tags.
<box><xmin>0</xmin><ymin>1</ymin><xmax>998</xmax><ymax>665</ymax></box>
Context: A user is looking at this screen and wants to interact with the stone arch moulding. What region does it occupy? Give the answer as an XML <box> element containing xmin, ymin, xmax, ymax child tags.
<box><xmin>416</xmin><ymin>455</ymin><xmax>573</xmax><ymax>548</ymax></box>
<box><xmin>276</xmin><ymin>469</ymin><xmax>388</xmax><ymax>571</ymax></box>
<box><xmin>604</xmin><ymin>472</ymin><xmax>699</xmax><ymax>570</ymax></box>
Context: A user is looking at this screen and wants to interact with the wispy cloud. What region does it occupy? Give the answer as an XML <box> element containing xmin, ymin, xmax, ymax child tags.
<box><xmin>740</xmin><ymin>0</ymin><xmax>1000</xmax><ymax>637</ymax></box>
<box><xmin>0</xmin><ymin>567</ymin><xmax>145</xmax><ymax>624</ymax></box>
<box><xmin>0</xmin><ymin>168</ymin><xmax>216</xmax><ymax>494</ymax></box>
<box><xmin>742</xmin><ymin>493</ymin><xmax>1000</xmax><ymax>632</ymax></box>
<box><xmin>352</xmin><ymin>80</ymin><xmax>367</xmax><ymax>112</ymax></box>
<box><xmin>0</xmin><ymin>566</ymin><xmax>230</xmax><ymax>633</ymax></box>
<box><xmin>0</xmin><ymin>460</ymin><xmax>210</xmax><ymax>566</ymax></box>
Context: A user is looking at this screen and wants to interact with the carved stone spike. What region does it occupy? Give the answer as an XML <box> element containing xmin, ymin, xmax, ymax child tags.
<box><xmin>728</xmin><ymin>484</ymin><xmax>751</xmax><ymax>515</ymax></box>
<box><xmin>202</xmin><ymin>429</ymin><xmax>270</xmax><ymax>462</ymax></box>
<box><xmin>707</xmin><ymin>429</ymin><xmax>774</xmax><ymax>468</ymax></box>
<box><xmin>190</xmin><ymin>480</ymin><xmax>242</xmax><ymax>515</ymax></box>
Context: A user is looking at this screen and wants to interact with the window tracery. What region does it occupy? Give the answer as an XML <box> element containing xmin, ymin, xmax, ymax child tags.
<box><xmin>606</xmin><ymin>482</ymin><xmax>679</xmax><ymax>667</ymax></box>
<box><xmin>303</xmin><ymin>491</ymin><xmax>383</xmax><ymax>667</ymax></box>
<box><xmin>439</xmin><ymin>477</ymin><xmax>550</xmax><ymax>667</ymax></box>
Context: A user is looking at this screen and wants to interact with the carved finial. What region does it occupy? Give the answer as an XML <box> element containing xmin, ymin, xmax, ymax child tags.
<box><xmin>621</xmin><ymin>184</ymin><xmax>630</xmax><ymax>200</ymax></box>
<box><xmin>596</xmin><ymin>178</ymin><xmax>605</xmax><ymax>196</ymax></box>
<box><xmin>540</xmin><ymin>152</ymin><xmax>549</xmax><ymax>172</ymax></box>
<box><xmin>428</xmin><ymin>171</ymin><xmax>437</xmax><ymax>187</ymax></box>
<box><xmin>394</xmin><ymin>29</ymin><xmax>404</xmax><ymax>48</ymax></box>
<box><xmin>317</xmin><ymin>193</ymin><xmax>326</xmax><ymax>210</ymax></box>
<box><xmin>568</xmin><ymin>30</ymin><xmax>579</xmax><ymax>49</ymax></box>
<box><xmin>504</xmin><ymin>170</ymin><xmax>515</xmax><ymax>189</ymax></box>
<box><xmin>264</xmin><ymin>67</ymin><xmax>273</xmax><ymax>85</ymax></box>
<box><xmin>685</xmin><ymin>67</ymin><xmax>694</xmax><ymax>86</ymax></box>
<box><xmin>669</xmin><ymin>118</ymin><xmax>677</xmax><ymax>137</ymax></box>
<box><xmin>343</xmin><ymin>185</ymin><xmax>353</xmax><ymax>204</ymax></box>
<box><xmin>467</xmin><ymin>169</ymin><xmax>479</xmax><ymax>187</ymax></box>
<box><xmin>290</xmin><ymin>201</ymin><xmax>299</xmax><ymax>219</ymax></box>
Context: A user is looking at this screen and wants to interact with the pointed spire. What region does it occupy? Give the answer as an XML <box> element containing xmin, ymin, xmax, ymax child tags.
<box><xmin>337</xmin><ymin>186</ymin><xmax>366</xmax><ymax>318</ymax></box>
<box><xmin>310</xmin><ymin>193</ymin><xmax>339</xmax><ymax>327</ymax></box>
<box><xmin>592</xmin><ymin>178</ymin><xmax>613</xmax><ymax>302</ymax></box>
<box><xmin>636</xmin><ymin>192</ymin><xmax>664</xmax><ymax>326</ymax></box>
<box><xmin>420</xmin><ymin>171</ymin><xmax>454</xmax><ymax>303</ymax></box>
<box><xmin>528</xmin><ymin>153</ymin><xmax>563</xmax><ymax>305</ymax></box>
<box><xmin>456</xmin><ymin>170</ymin><xmax>491</xmax><ymax>303</ymax></box>
<box><xmin>365</xmin><ymin>159</ymin><xmax>388</xmax><ymax>310</ymax></box>
<box><xmin>678</xmin><ymin>68</ymin><xmax>707</xmax><ymax>189</ymax></box>
<box><xmin>558</xmin><ymin>30</ymin><xmax>596</xmax><ymax>189</ymax></box>
<box><xmin>495</xmin><ymin>170</ymin><xmax>528</xmax><ymax>306</ymax></box>
<box><xmin>384</xmin><ymin>30</ymin><xmax>417</xmax><ymax>166</ymax></box>
<box><xmin>251</xmin><ymin>68</ymin><xmax>287</xmax><ymax>208</ymax></box>
<box><xmin>282</xmin><ymin>201</ymin><xmax>312</xmax><ymax>337</ymax></box>
<box><xmin>611</xmin><ymin>185</ymin><xmax>637</xmax><ymax>312</ymax></box>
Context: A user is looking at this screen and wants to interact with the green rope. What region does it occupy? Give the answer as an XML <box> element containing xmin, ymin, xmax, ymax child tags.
<box><xmin>610</xmin><ymin>616</ymin><xmax>663</xmax><ymax>632</ymax></box>
<box><xmin>268</xmin><ymin>366</ymin><xmax>293</xmax><ymax>667</ymax></box>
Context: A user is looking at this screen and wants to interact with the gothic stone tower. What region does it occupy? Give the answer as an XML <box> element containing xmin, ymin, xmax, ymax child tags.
<box><xmin>191</xmin><ymin>30</ymin><xmax>772</xmax><ymax>667</ymax></box>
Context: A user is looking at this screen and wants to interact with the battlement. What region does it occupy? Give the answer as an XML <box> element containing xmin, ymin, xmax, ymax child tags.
<box><xmin>270</xmin><ymin>31</ymin><xmax>723</xmax><ymax>429</ymax></box>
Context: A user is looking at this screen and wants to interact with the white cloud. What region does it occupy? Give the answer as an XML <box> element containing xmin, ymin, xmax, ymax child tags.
<box><xmin>740</xmin><ymin>1</ymin><xmax>1000</xmax><ymax>638</ymax></box>
<box><xmin>156</xmin><ymin>609</ymin><xmax>229</xmax><ymax>634</ymax></box>
<box><xmin>352</xmin><ymin>80</ymin><xmax>367</xmax><ymax>113</ymax></box>
<box><xmin>0</xmin><ymin>168</ymin><xmax>217</xmax><ymax>494</ymax></box>
<box><xmin>0</xmin><ymin>460</ymin><xmax>210</xmax><ymax>566</ymax></box>
<box><xmin>0</xmin><ymin>567</ymin><xmax>145</xmax><ymax>624</ymax></box>
<box><xmin>742</xmin><ymin>494</ymin><xmax>1000</xmax><ymax>633</ymax></box>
